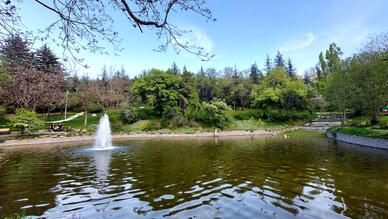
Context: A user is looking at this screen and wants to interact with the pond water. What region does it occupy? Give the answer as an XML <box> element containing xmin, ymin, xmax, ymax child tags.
<box><xmin>0</xmin><ymin>137</ymin><xmax>387</xmax><ymax>218</ymax></box>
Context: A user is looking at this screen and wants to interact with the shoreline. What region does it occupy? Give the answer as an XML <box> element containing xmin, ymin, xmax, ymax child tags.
<box><xmin>0</xmin><ymin>128</ymin><xmax>297</xmax><ymax>148</ymax></box>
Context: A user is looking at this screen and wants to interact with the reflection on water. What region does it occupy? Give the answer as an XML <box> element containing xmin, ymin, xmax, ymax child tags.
<box><xmin>94</xmin><ymin>150</ymin><xmax>112</xmax><ymax>185</ymax></box>
<box><xmin>0</xmin><ymin>137</ymin><xmax>387</xmax><ymax>218</ymax></box>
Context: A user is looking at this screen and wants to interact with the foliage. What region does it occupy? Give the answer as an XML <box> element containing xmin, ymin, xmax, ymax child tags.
<box><xmin>88</xmin><ymin>103</ymin><xmax>104</xmax><ymax>113</ymax></box>
<box><xmin>10</xmin><ymin>108</ymin><xmax>43</xmax><ymax>135</ymax></box>
<box><xmin>106</xmin><ymin>109</ymin><xmax>122</xmax><ymax>131</ymax></box>
<box><xmin>251</xmin><ymin>67</ymin><xmax>308</xmax><ymax>110</ymax></box>
<box><xmin>120</xmin><ymin>106</ymin><xmax>139</xmax><ymax>124</ymax></box>
<box><xmin>132</xmin><ymin>69</ymin><xmax>182</xmax><ymax>115</ymax></box>
<box><xmin>0</xmin><ymin>137</ymin><xmax>5</xmax><ymax>143</ymax></box>
<box><xmin>135</xmin><ymin>106</ymin><xmax>158</xmax><ymax>120</ymax></box>
<box><xmin>142</xmin><ymin>120</ymin><xmax>161</xmax><ymax>131</ymax></box>
<box><xmin>232</xmin><ymin>109</ymin><xmax>264</xmax><ymax>120</ymax></box>
<box><xmin>200</xmin><ymin>99</ymin><xmax>232</xmax><ymax>129</ymax></box>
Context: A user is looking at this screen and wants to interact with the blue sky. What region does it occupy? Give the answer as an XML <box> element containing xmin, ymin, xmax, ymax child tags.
<box><xmin>21</xmin><ymin>0</ymin><xmax>388</xmax><ymax>77</ymax></box>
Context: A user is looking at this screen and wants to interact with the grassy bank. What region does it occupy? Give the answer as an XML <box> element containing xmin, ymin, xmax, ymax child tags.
<box><xmin>284</xmin><ymin>129</ymin><xmax>325</xmax><ymax>138</ymax></box>
<box><xmin>328</xmin><ymin>126</ymin><xmax>388</xmax><ymax>139</ymax></box>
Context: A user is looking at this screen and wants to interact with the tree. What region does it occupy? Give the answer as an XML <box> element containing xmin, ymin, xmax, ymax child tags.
<box><xmin>249</xmin><ymin>63</ymin><xmax>260</xmax><ymax>84</ymax></box>
<box><xmin>348</xmin><ymin>51</ymin><xmax>388</xmax><ymax>124</ymax></box>
<box><xmin>274</xmin><ymin>51</ymin><xmax>285</xmax><ymax>68</ymax></box>
<box><xmin>0</xmin><ymin>37</ymin><xmax>66</xmax><ymax>110</ymax></box>
<box><xmin>170</xmin><ymin>62</ymin><xmax>180</xmax><ymax>74</ymax></box>
<box><xmin>3</xmin><ymin>0</ymin><xmax>215</xmax><ymax>61</ymax></box>
<box><xmin>325</xmin><ymin>59</ymin><xmax>349</xmax><ymax>125</ymax></box>
<box><xmin>34</xmin><ymin>45</ymin><xmax>66</xmax><ymax>115</ymax></box>
<box><xmin>264</xmin><ymin>54</ymin><xmax>272</xmax><ymax>73</ymax></box>
<box><xmin>285</xmin><ymin>58</ymin><xmax>296</xmax><ymax>79</ymax></box>
<box><xmin>11</xmin><ymin>108</ymin><xmax>43</xmax><ymax>135</ymax></box>
<box><xmin>200</xmin><ymin>99</ymin><xmax>232</xmax><ymax>129</ymax></box>
<box><xmin>251</xmin><ymin>68</ymin><xmax>308</xmax><ymax>111</ymax></box>
<box><xmin>132</xmin><ymin>69</ymin><xmax>182</xmax><ymax>115</ymax></box>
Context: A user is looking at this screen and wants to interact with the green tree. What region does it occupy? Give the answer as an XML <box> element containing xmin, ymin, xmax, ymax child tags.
<box><xmin>200</xmin><ymin>99</ymin><xmax>232</xmax><ymax>129</ymax></box>
<box><xmin>264</xmin><ymin>54</ymin><xmax>272</xmax><ymax>73</ymax></box>
<box><xmin>132</xmin><ymin>69</ymin><xmax>182</xmax><ymax>115</ymax></box>
<box><xmin>250</xmin><ymin>63</ymin><xmax>260</xmax><ymax>84</ymax></box>
<box><xmin>325</xmin><ymin>59</ymin><xmax>349</xmax><ymax>125</ymax></box>
<box><xmin>11</xmin><ymin>108</ymin><xmax>43</xmax><ymax>135</ymax></box>
<box><xmin>348</xmin><ymin>52</ymin><xmax>388</xmax><ymax>124</ymax></box>
<box><xmin>274</xmin><ymin>51</ymin><xmax>285</xmax><ymax>68</ymax></box>
<box><xmin>285</xmin><ymin>58</ymin><xmax>296</xmax><ymax>79</ymax></box>
<box><xmin>251</xmin><ymin>67</ymin><xmax>308</xmax><ymax>110</ymax></box>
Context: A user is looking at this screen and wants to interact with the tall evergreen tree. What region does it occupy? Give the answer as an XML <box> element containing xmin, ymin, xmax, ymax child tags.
<box><xmin>250</xmin><ymin>63</ymin><xmax>259</xmax><ymax>84</ymax></box>
<box><xmin>264</xmin><ymin>54</ymin><xmax>272</xmax><ymax>73</ymax></box>
<box><xmin>285</xmin><ymin>58</ymin><xmax>296</xmax><ymax>78</ymax></box>
<box><xmin>274</xmin><ymin>51</ymin><xmax>285</xmax><ymax>68</ymax></box>
<box><xmin>170</xmin><ymin>62</ymin><xmax>180</xmax><ymax>74</ymax></box>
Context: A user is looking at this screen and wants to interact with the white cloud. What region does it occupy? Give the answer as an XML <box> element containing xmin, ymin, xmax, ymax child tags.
<box><xmin>176</xmin><ymin>25</ymin><xmax>213</xmax><ymax>55</ymax></box>
<box><xmin>279</xmin><ymin>33</ymin><xmax>316</xmax><ymax>53</ymax></box>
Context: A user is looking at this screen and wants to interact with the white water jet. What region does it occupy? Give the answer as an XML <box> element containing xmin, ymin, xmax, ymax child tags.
<box><xmin>94</xmin><ymin>113</ymin><xmax>113</xmax><ymax>150</ymax></box>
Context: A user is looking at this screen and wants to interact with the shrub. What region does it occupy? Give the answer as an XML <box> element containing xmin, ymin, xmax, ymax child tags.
<box><xmin>11</xmin><ymin>108</ymin><xmax>43</xmax><ymax>135</ymax></box>
<box><xmin>106</xmin><ymin>108</ymin><xmax>122</xmax><ymax>131</ymax></box>
<box><xmin>161</xmin><ymin>106</ymin><xmax>188</xmax><ymax>128</ymax></box>
<box><xmin>232</xmin><ymin>109</ymin><xmax>263</xmax><ymax>120</ymax></box>
<box><xmin>379</xmin><ymin>116</ymin><xmax>388</xmax><ymax>129</ymax></box>
<box><xmin>136</xmin><ymin>106</ymin><xmax>158</xmax><ymax>120</ymax></box>
<box><xmin>0</xmin><ymin>137</ymin><xmax>5</xmax><ymax>143</ymax></box>
<box><xmin>200</xmin><ymin>99</ymin><xmax>232</xmax><ymax>129</ymax></box>
<box><xmin>142</xmin><ymin>120</ymin><xmax>161</xmax><ymax>131</ymax></box>
<box><xmin>120</xmin><ymin>106</ymin><xmax>138</xmax><ymax>124</ymax></box>
<box><xmin>88</xmin><ymin>103</ymin><xmax>104</xmax><ymax>113</ymax></box>
<box><xmin>0</xmin><ymin>105</ymin><xmax>6</xmax><ymax>118</ymax></box>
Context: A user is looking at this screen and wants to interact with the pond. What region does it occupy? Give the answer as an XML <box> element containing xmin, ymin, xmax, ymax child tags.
<box><xmin>0</xmin><ymin>137</ymin><xmax>387</xmax><ymax>218</ymax></box>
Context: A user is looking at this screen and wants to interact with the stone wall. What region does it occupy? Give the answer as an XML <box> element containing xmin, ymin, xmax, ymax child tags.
<box><xmin>326</xmin><ymin>131</ymin><xmax>388</xmax><ymax>150</ymax></box>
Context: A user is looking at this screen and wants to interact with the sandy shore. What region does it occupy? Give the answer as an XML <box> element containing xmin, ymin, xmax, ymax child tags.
<box><xmin>0</xmin><ymin>128</ymin><xmax>298</xmax><ymax>148</ymax></box>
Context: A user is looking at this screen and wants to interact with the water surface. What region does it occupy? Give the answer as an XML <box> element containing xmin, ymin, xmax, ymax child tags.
<box><xmin>0</xmin><ymin>137</ymin><xmax>387</xmax><ymax>218</ymax></box>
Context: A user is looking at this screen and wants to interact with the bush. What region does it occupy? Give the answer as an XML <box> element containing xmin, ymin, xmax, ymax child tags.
<box><xmin>0</xmin><ymin>105</ymin><xmax>6</xmax><ymax>118</ymax></box>
<box><xmin>0</xmin><ymin>137</ymin><xmax>5</xmax><ymax>143</ymax></box>
<box><xmin>161</xmin><ymin>106</ymin><xmax>188</xmax><ymax>128</ymax></box>
<box><xmin>136</xmin><ymin>106</ymin><xmax>158</xmax><ymax>120</ymax></box>
<box><xmin>120</xmin><ymin>106</ymin><xmax>138</xmax><ymax>124</ymax></box>
<box><xmin>142</xmin><ymin>120</ymin><xmax>161</xmax><ymax>131</ymax></box>
<box><xmin>232</xmin><ymin>109</ymin><xmax>263</xmax><ymax>120</ymax></box>
<box><xmin>88</xmin><ymin>103</ymin><xmax>104</xmax><ymax>113</ymax></box>
<box><xmin>379</xmin><ymin>116</ymin><xmax>388</xmax><ymax>129</ymax></box>
<box><xmin>263</xmin><ymin>110</ymin><xmax>311</xmax><ymax>122</ymax></box>
<box><xmin>200</xmin><ymin>99</ymin><xmax>232</xmax><ymax>129</ymax></box>
<box><xmin>11</xmin><ymin>108</ymin><xmax>43</xmax><ymax>135</ymax></box>
<box><xmin>106</xmin><ymin>108</ymin><xmax>122</xmax><ymax>131</ymax></box>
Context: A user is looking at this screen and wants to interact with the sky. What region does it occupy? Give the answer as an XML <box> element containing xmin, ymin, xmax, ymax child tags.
<box><xmin>20</xmin><ymin>0</ymin><xmax>388</xmax><ymax>78</ymax></box>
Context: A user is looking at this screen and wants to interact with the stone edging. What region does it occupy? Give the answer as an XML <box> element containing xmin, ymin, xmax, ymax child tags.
<box><xmin>0</xmin><ymin>127</ymin><xmax>298</xmax><ymax>148</ymax></box>
<box><xmin>326</xmin><ymin>131</ymin><xmax>388</xmax><ymax>150</ymax></box>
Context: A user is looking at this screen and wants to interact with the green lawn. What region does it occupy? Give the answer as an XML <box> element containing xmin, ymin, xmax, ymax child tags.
<box><xmin>328</xmin><ymin>126</ymin><xmax>388</xmax><ymax>139</ymax></box>
<box><xmin>284</xmin><ymin>129</ymin><xmax>325</xmax><ymax>138</ymax></box>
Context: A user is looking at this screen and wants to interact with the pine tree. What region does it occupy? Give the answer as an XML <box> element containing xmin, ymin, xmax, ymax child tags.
<box><xmin>170</xmin><ymin>62</ymin><xmax>180</xmax><ymax>74</ymax></box>
<box><xmin>285</xmin><ymin>58</ymin><xmax>296</xmax><ymax>78</ymax></box>
<box><xmin>250</xmin><ymin>63</ymin><xmax>259</xmax><ymax>84</ymax></box>
<box><xmin>274</xmin><ymin>51</ymin><xmax>285</xmax><ymax>68</ymax></box>
<box><xmin>1</xmin><ymin>35</ymin><xmax>32</xmax><ymax>67</ymax></box>
<box><xmin>35</xmin><ymin>45</ymin><xmax>61</xmax><ymax>72</ymax></box>
<box><xmin>264</xmin><ymin>54</ymin><xmax>272</xmax><ymax>73</ymax></box>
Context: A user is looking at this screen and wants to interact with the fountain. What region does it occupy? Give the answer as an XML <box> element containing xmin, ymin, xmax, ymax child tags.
<box><xmin>94</xmin><ymin>113</ymin><xmax>113</xmax><ymax>150</ymax></box>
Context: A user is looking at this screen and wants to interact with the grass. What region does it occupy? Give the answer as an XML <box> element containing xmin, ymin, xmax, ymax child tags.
<box><xmin>328</xmin><ymin>126</ymin><xmax>388</xmax><ymax>139</ymax></box>
<box><xmin>38</xmin><ymin>112</ymin><xmax>103</xmax><ymax>131</ymax></box>
<box><xmin>284</xmin><ymin>129</ymin><xmax>325</xmax><ymax>138</ymax></box>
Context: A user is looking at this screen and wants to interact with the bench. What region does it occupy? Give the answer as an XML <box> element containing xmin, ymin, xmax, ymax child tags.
<box><xmin>0</xmin><ymin>128</ymin><xmax>10</xmax><ymax>135</ymax></box>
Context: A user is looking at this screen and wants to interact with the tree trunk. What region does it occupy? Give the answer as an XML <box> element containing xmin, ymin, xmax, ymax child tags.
<box><xmin>370</xmin><ymin>109</ymin><xmax>379</xmax><ymax>125</ymax></box>
<box><xmin>84</xmin><ymin>110</ymin><xmax>88</xmax><ymax>127</ymax></box>
<box><xmin>47</xmin><ymin>106</ymin><xmax>51</xmax><ymax>120</ymax></box>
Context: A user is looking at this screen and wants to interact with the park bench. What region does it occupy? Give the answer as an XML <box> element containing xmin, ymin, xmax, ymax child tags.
<box><xmin>0</xmin><ymin>128</ymin><xmax>10</xmax><ymax>135</ymax></box>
